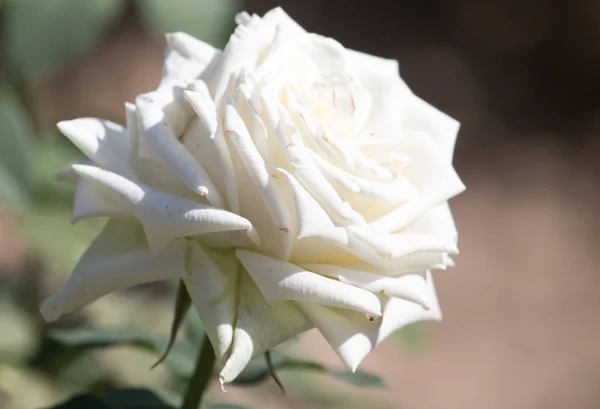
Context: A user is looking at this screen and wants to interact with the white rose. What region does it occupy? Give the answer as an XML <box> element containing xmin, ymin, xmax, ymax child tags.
<box><xmin>41</xmin><ymin>7</ymin><xmax>465</xmax><ymax>384</ymax></box>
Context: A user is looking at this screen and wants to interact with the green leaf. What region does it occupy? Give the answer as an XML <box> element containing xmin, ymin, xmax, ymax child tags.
<box><xmin>0</xmin><ymin>87</ymin><xmax>33</xmax><ymax>207</ymax></box>
<box><xmin>152</xmin><ymin>280</ymin><xmax>191</xmax><ymax>369</ymax></box>
<box><xmin>0</xmin><ymin>162</ymin><xmax>29</xmax><ymax>207</ymax></box>
<box><xmin>230</xmin><ymin>350</ymin><xmax>285</xmax><ymax>385</ymax></box>
<box><xmin>102</xmin><ymin>388</ymin><xmax>174</xmax><ymax>409</ymax></box>
<box><xmin>48</xmin><ymin>389</ymin><xmax>176</xmax><ymax>409</ymax></box>
<box><xmin>328</xmin><ymin>369</ymin><xmax>386</xmax><ymax>388</ymax></box>
<box><xmin>48</xmin><ymin>394</ymin><xmax>112</xmax><ymax>409</ymax></box>
<box><xmin>48</xmin><ymin>327</ymin><xmax>196</xmax><ymax>377</ymax></box>
<box><xmin>139</xmin><ymin>0</ymin><xmax>240</xmax><ymax>48</ymax></box>
<box><xmin>209</xmin><ymin>404</ymin><xmax>254</xmax><ymax>409</ymax></box>
<box><xmin>3</xmin><ymin>0</ymin><xmax>124</xmax><ymax>80</ymax></box>
<box><xmin>231</xmin><ymin>354</ymin><xmax>385</xmax><ymax>388</ymax></box>
<box><xmin>29</xmin><ymin>137</ymin><xmax>82</xmax><ymax>207</ymax></box>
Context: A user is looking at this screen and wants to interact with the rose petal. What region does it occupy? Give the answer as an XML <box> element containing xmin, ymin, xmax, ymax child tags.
<box><xmin>40</xmin><ymin>219</ymin><xmax>187</xmax><ymax>322</ymax></box>
<box><xmin>236</xmin><ymin>249</ymin><xmax>382</xmax><ymax>317</ymax></box>
<box><xmin>303</xmin><ymin>263</ymin><xmax>430</xmax><ymax>308</ymax></box>
<box><xmin>71</xmin><ymin>176</ymin><xmax>128</xmax><ymax>222</ymax></box>
<box><xmin>224</xmin><ymin>104</ymin><xmax>293</xmax><ymax>256</ymax></box>
<box><xmin>276</xmin><ymin>168</ymin><xmax>347</xmax><ymax>244</ymax></box>
<box><xmin>368</xmin><ymin>132</ymin><xmax>465</xmax><ymax>233</ymax></box>
<box><xmin>376</xmin><ymin>271</ymin><xmax>443</xmax><ymax>342</ymax></box>
<box><xmin>299</xmin><ymin>303</ymin><xmax>378</xmax><ymax>372</ymax></box>
<box><xmin>348</xmin><ymin>225</ymin><xmax>458</xmax><ymax>258</ymax></box>
<box><xmin>299</xmin><ymin>271</ymin><xmax>441</xmax><ymax>372</ymax></box>
<box><xmin>285</xmin><ymin>140</ymin><xmax>366</xmax><ymax>227</ymax></box>
<box><xmin>160</xmin><ymin>32</ymin><xmax>218</xmax><ymax>88</ymax></box>
<box><xmin>70</xmin><ymin>164</ymin><xmax>255</xmax><ymax>251</ymax></box>
<box><xmin>183</xmin><ymin>85</ymin><xmax>240</xmax><ymax>213</ymax></box>
<box><xmin>219</xmin><ymin>273</ymin><xmax>311</xmax><ymax>384</ymax></box>
<box><xmin>136</xmin><ymin>93</ymin><xmax>224</xmax><ymax>207</ymax></box>
<box><xmin>403</xmin><ymin>94</ymin><xmax>460</xmax><ymax>162</ymax></box>
<box><xmin>183</xmin><ymin>243</ymin><xmax>237</xmax><ymax>364</ymax></box>
<box><xmin>57</xmin><ymin>118</ymin><xmax>130</xmax><ymax>177</ymax></box>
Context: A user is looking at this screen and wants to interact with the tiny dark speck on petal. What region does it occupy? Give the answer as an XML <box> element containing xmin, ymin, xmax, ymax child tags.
<box><xmin>279</xmin><ymin>227</ymin><xmax>289</xmax><ymax>233</ymax></box>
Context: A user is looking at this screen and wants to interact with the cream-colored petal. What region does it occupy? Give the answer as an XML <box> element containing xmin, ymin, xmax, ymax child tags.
<box><xmin>404</xmin><ymin>202</ymin><xmax>458</xmax><ymax>245</ymax></box>
<box><xmin>160</xmin><ymin>32</ymin><xmax>218</xmax><ymax>88</ymax></box>
<box><xmin>184</xmin><ymin>85</ymin><xmax>239</xmax><ymax>213</ymax></box>
<box><xmin>276</xmin><ymin>168</ymin><xmax>347</xmax><ymax>244</ymax></box>
<box><xmin>204</xmin><ymin>7</ymin><xmax>304</xmax><ymax>99</ymax></box>
<box><xmin>307</xmin><ymin>149</ymin><xmax>417</xmax><ymax>205</ymax></box>
<box><xmin>403</xmin><ymin>94</ymin><xmax>460</xmax><ymax>162</ymax></box>
<box><xmin>368</xmin><ymin>132</ymin><xmax>465</xmax><ymax>233</ymax></box>
<box><xmin>376</xmin><ymin>271</ymin><xmax>442</xmax><ymax>342</ymax></box>
<box><xmin>155</xmin><ymin>33</ymin><xmax>218</xmax><ymax>138</ymax></box>
<box><xmin>136</xmin><ymin>93</ymin><xmax>224</xmax><ymax>208</ymax></box>
<box><xmin>57</xmin><ymin>118</ymin><xmax>130</xmax><ymax>177</ymax></box>
<box><xmin>348</xmin><ymin>225</ymin><xmax>458</xmax><ymax>258</ymax></box>
<box><xmin>302</xmin><ymin>263</ymin><xmax>430</xmax><ymax>308</ymax></box>
<box><xmin>125</xmin><ymin>102</ymin><xmax>196</xmax><ymax>200</ymax></box>
<box><xmin>219</xmin><ymin>273</ymin><xmax>312</xmax><ymax>384</ymax></box>
<box><xmin>286</xmin><ymin>141</ymin><xmax>366</xmax><ymax>227</ymax></box>
<box><xmin>183</xmin><ymin>243</ymin><xmax>238</xmax><ymax>364</ymax></box>
<box><xmin>71</xmin><ymin>164</ymin><xmax>255</xmax><ymax>252</ymax></box>
<box><xmin>345</xmin><ymin>49</ymin><xmax>399</xmax><ymax>81</ymax></box>
<box><xmin>71</xmin><ymin>176</ymin><xmax>128</xmax><ymax>222</ymax></box>
<box><xmin>299</xmin><ymin>303</ymin><xmax>378</xmax><ymax>372</ymax></box>
<box><xmin>300</xmin><ymin>272</ymin><xmax>441</xmax><ymax>372</ymax></box>
<box><xmin>236</xmin><ymin>249</ymin><xmax>381</xmax><ymax>316</ymax></box>
<box><xmin>224</xmin><ymin>104</ymin><xmax>293</xmax><ymax>258</ymax></box>
<box><xmin>40</xmin><ymin>219</ymin><xmax>187</xmax><ymax>322</ymax></box>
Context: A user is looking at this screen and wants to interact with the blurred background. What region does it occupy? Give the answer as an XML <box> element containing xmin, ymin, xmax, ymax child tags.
<box><xmin>1</xmin><ymin>0</ymin><xmax>600</xmax><ymax>408</ymax></box>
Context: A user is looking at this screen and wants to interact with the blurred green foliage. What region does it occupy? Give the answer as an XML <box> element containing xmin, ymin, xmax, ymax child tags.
<box><xmin>0</xmin><ymin>86</ymin><xmax>33</xmax><ymax>207</ymax></box>
<box><xmin>3</xmin><ymin>0</ymin><xmax>124</xmax><ymax>81</ymax></box>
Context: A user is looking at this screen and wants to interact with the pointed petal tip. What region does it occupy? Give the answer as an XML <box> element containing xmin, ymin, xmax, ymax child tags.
<box><xmin>39</xmin><ymin>297</ymin><xmax>61</xmax><ymax>323</ymax></box>
<box><xmin>247</xmin><ymin>227</ymin><xmax>261</xmax><ymax>246</ymax></box>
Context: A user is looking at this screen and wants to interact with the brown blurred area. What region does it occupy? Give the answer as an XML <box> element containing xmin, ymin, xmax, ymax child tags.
<box><xmin>3</xmin><ymin>0</ymin><xmax>600</xmax><ymax>408</ymax></box>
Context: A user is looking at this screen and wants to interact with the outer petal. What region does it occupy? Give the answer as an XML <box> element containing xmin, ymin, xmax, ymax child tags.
<box><xmin>184</xmin><ymin>243</ymin><xmax>238</xmax><ymax>364</ymax></box>
<box><xmin>57</xmin><ymin>118</ymin><xmax>130</xmax><ymax>177</ymax></box>
<box><xmin>160</xmin><ymin>32</ymin><xmax>218</xmax><ymax>88</ymax></box>
<box><xmin>40</xmin><ymin>219</ymin><xmax>187</xmax><ymax>322</ymax></box>
<box><xmin>404</xmin><ymin>202</ymin><xmax>458</xmax><ymax>245</ymax></box>
<box><xmin>403</xmin><ymin>95</ymin><xmax>460</xmax><ymax>162</ymax></box>
<box><xmin>367</xmin><ymin>132</ymin><xmax>465</xmax><ymax>233</ymax></box>
<box><xmin>347</xmin><ymin>225</ymin><xmax>458</xmax><ymax>258</ymax></box>
<box><xmin>71</xmin><ymin>176</ymin><xmax>128</xmax><ymax>222</ymax></box>
<box><xmin>302</xmin><ymin>263</ymin><xmax>430</xmax><ymax>308</ymax></box>
<box><xmin>70</xmin><ymin>164</ymin><xmax>256</xmax><ymax>252</ymax></box>
<box><xmin>155</xmin><ymin>33</ymin><xmax>218</xmax><ymax>138</ymax></box>
<box><xmin>377</xmin><ymin>271</ymin><xmax>442</xmax><ymax>342</ymax></box>
<box><xmin>300</xmin><ymin>271</ymin><xmax>442</xmax><ymax>372</ymax></box>
<box><xmin>219</xmin><ymin>272</ymin><xmax>312</xmax><ymax>384</ymax></box>
<box><xmin>299</xmin><ymin>303</ymin><xmax>378</xmax><ymax>372</ymax></box>
<box><xmin>236</xmin><ymin>249</ymin><xmax>381</xmax><ymax>317</ymax></box>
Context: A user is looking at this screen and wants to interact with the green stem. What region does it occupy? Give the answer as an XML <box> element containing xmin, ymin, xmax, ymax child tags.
<box><xmin>181</xmin><ymin>335</ymin><xmax>216</xmax><ymax>409</ymax></box>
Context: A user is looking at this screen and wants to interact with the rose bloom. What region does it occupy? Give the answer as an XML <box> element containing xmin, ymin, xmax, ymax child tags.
<box><xmin>41</xmin><ymin>8</ymin><xmax>465</xmax><ymax>384</ymax></box>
